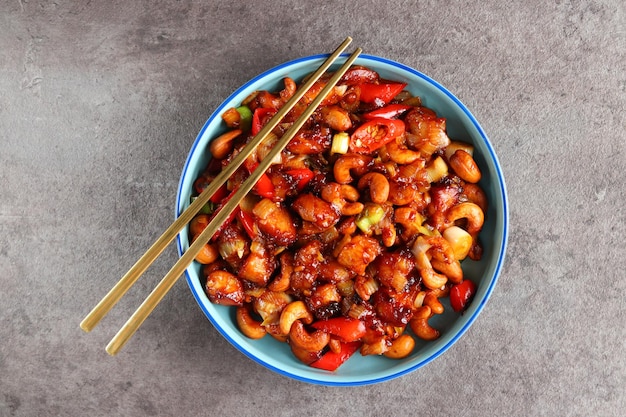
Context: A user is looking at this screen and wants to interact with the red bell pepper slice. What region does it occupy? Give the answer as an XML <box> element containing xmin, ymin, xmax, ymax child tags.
<box><xmin>251</xmin><ymin>107</ymin><xmax>277</xmax><ymax>136</ymax></box>
<box><xmin>309</xmin><ymin>341</ymin><xmax>362</xmax><ymax>372</ymax></box>
<box><xmin>449</xmin><ymin>279</ymin><xmax>477</xmax><ymax>313</ymax></box>
<box><xmin>310</xmin><ymin>317</ymin><xmax>366</xmax><ymax>342</ymax></box>
<box><xmin>208</xmin><ymin>183</ymin><xmax>229</xmax><ymax>204</ymax></box>
<box><xmin>194</xmin><ymin>176</ymin><xmax>230</xmax><ymax>205</ymax></box>
<box><xmin>285</xmin><ymin>168</ymin><xmax>315</xmax><ymax>191</ymax></box>
<box><xmin>349</xmin><ymin>117</ymin><xmax>406</xmax><ymax>154</ymax></box>
<box><xmin>237</xmin><ymin>208</ymin><xmax>257</xmax><ymax>239</ymax></box>
<box><xmin>358</xmin><ymin>82</ymin><xmax>407</xmax><ymax>104</ymax></box>
<box><xmin>244</xmin><ymin>161</ymin><xmax>276</xmax><ymax>199</ymax></box>
<box><xmin>253</xmin><ymin>172</ymin><xmax>275</xmax><ymax>198</ymax></box>
<box><xmin>207</xmin><ymin>189</ymin><xmax>238</xmax><ymax>241</ymax></box>
<box><xmin>363</xmin><ymin>103</ymin><xmax>413</xmax><ymax>120</ymax></box>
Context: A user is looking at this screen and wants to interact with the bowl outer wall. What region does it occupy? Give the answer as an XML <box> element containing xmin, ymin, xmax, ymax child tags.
<box><xmin>175</xmin><ymin>54</ymin><xmax>509</xmax><ymax>386</ymax></box>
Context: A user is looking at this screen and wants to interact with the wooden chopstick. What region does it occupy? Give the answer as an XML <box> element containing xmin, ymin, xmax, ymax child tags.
<box><xmin>82</xmin><ymin>40</ymin><xmax>362</xmax><ymax>355</ymax></box>
<box><xmin>105</xmin><ymin>47</ymin><xmax>362</xmax><ymax>355</ymax></box>
<box><xmin>79</xmin><ymin>37</ymin><xmax>354</xmax><ymax>335</ymax></box>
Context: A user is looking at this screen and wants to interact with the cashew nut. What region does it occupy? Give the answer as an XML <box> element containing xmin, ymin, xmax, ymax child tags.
<box><xmin>422</xmin><ymin>292</ymin><xmax>445</xmax><ymax>315</ymax></box>
<box><xmin>384</xmin><ymin>334</ymin><xmax>415</xmax><ymax>359</ymax></box>
<box><xmin>449</xmin><ymin>149</ymin><xmax>481</xmax><ymax>183</ymax></box>
<box><xmin>431</xmin><ymin>258</ymin><xmax>464</xmax><ymax>284</ymax></box>
<box><xmin>333</xmin><ymin>154</ymin><xmax>372</xmax><ymax>184</ymax></box>
<box><xmin>461</xmin><ymin>183</ymin><xmax>488</xmax><ymax>213</ymax></box>
<box><xmin>446</xmin><ymin>202</ymin><xmax>484</xmax><ymax>235</ymax></box>
<box><xmin>265</xmin><ymin>323</ymin><xmax>289</xmax><ymax>343</ymax></box>
<box><xmin>268</xmin><ymin>252</ymin><xmax>293</xmax><ymax>292</ymax></box>
<box><xmin>409</xmin><ymin>306</ymin><xmax>440</xmax><ymax>341</ymax></box>
<box><xmin>412</xmin><ymin>235</ymin><xmax>453</xmax><ymax>290</ymax></box>
<box><xmin>288</xmin><ymin>320</ymin><xmax>330</xmax><ymax>352</ymax></box>
<box><xmin>357</xmin><ymin>172</ymin><xmax>390</xmax><ymax>204</ymax></box>
<box><xmin>279</xmin><ymin>77</ymin><xmax>297</xmax><ymax>101</ymax></box>
<box><xmin>279</xmin><ymin>300</ymin><xmax>313</xmax><ymax>335</ymax></box>
<box><xmin>290</xmin><ymin>342</ymin><xmax>322</xmax><ymax>365</ymax></box>
<box><xmin>236</xmin><ymin>305</ymin><xmax>267</xmax><ymax>339</ymax></box>
<box><xmin>210</xmin><ymin>129</ymin><xmax>242</xmax><ymax>159</ymax></box>
<box><xmin>420</xmin><ymin>268</ymin><xmax>449</xmax><ymax>290</ymax></box>
<box><xmin>258</xmin><ymin>77</ymin><xmax>297</xmax><ymax>109</ymax></box>
<box><xmin>383</xmin><ymin>140</ymin><xmax>422</xmax><ymax>164</ymax></box>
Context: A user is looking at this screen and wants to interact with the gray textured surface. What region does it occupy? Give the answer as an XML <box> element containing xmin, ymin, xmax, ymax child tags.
<box><xmin>1</xmin><ymin>1</ymin><xmax>625</xmax><ymax>416</ymax></box>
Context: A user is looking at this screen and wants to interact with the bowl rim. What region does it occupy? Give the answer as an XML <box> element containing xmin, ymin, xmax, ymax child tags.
<box><xmin>175</xmin><ymin>53</ymin><xmax>509</xmax><ymax>386</ymax></box>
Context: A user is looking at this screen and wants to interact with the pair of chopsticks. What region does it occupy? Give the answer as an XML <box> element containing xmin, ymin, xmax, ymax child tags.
<box><xmin>80</xmin><ymin>37</ymin><xmax>362</xmax><ymax>355</ymax></box>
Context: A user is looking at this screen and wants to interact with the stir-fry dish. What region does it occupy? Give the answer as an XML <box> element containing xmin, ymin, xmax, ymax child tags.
<box><xmin>189</xmin><ymin>65</ymin><xmax>487</xmax><ymax>371</ymax></box>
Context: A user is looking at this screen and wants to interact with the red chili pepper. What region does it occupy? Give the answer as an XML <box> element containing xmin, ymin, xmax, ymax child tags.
<box><xmin>349</xmin><ymin>117</ymin><xmax>406</xmax><ymax>154</ymax></box>
<box><xmin>309</xmin><ymin>341</ymin><xmax>362</xmax><ymax>372</ymax></box>
<box><xmin>251</xmin><ymin>107</ymin><xmax>277</xmax><ymax>136</ymax></box>
<box><xmin>358</xmin><ymin>82</ymin><xmax>407</xmax><ymax>104</ymax></box>
<box><xmin>310</xmin><ymin>317</ymin><xmax>366</xmax><ymax>342</ymax></box>
<box><xmin>449</xmin><ymin>279</ymin><xmax>477</xmax><ymax>313</ymax></box>
<box><xmin>363</xmin><ymin>103</ymin><xmax>413</xmax><ymax>120</ymax></box>
<box><xmin>237</xmin><ymin>208</ymin><xmax>257</xmax><ymax>239</ymax></box>
<box><xmin>285</xmin><ymin>168</ymin><xmax>315</xmax><ymax>191</ymax></box>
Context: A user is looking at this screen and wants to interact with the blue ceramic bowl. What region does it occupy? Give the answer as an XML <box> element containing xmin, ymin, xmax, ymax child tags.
<box><xmin>176</xmin><ymin>54</ymin><xmax>508</xmax><ymax>386</ymax></box>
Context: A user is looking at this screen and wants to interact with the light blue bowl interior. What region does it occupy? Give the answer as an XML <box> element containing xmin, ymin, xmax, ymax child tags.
<box><xmin>176</xmin><ymin>54</ymin><xmax>509</xmax><ymax>386</ymax></box>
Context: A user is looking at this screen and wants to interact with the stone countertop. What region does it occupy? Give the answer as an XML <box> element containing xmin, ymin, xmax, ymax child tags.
<box><xmin>1</xmin><ymin>1</ymin><xmax>624</xmax><ymax>416</ymax></box>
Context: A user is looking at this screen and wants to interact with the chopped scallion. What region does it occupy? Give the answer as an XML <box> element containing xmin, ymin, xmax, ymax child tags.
<box><xmin>331</xmin><ymin>132</ymin><xmax>350</xmax><ymax>155</ymax></box>
<box><xmin>190</xmin><ymin>196</ymin><xmax>214</xmax><ymax>214</ymax></box>
<box><xmin>355</xmin><ymin>204</ymin><xmax>384</xmax><ymax>233</ymax></box>
<box><xmin>236</xmin><ymin>105</ymin><xmax>253</xmax><ymax>132</ymax></box>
